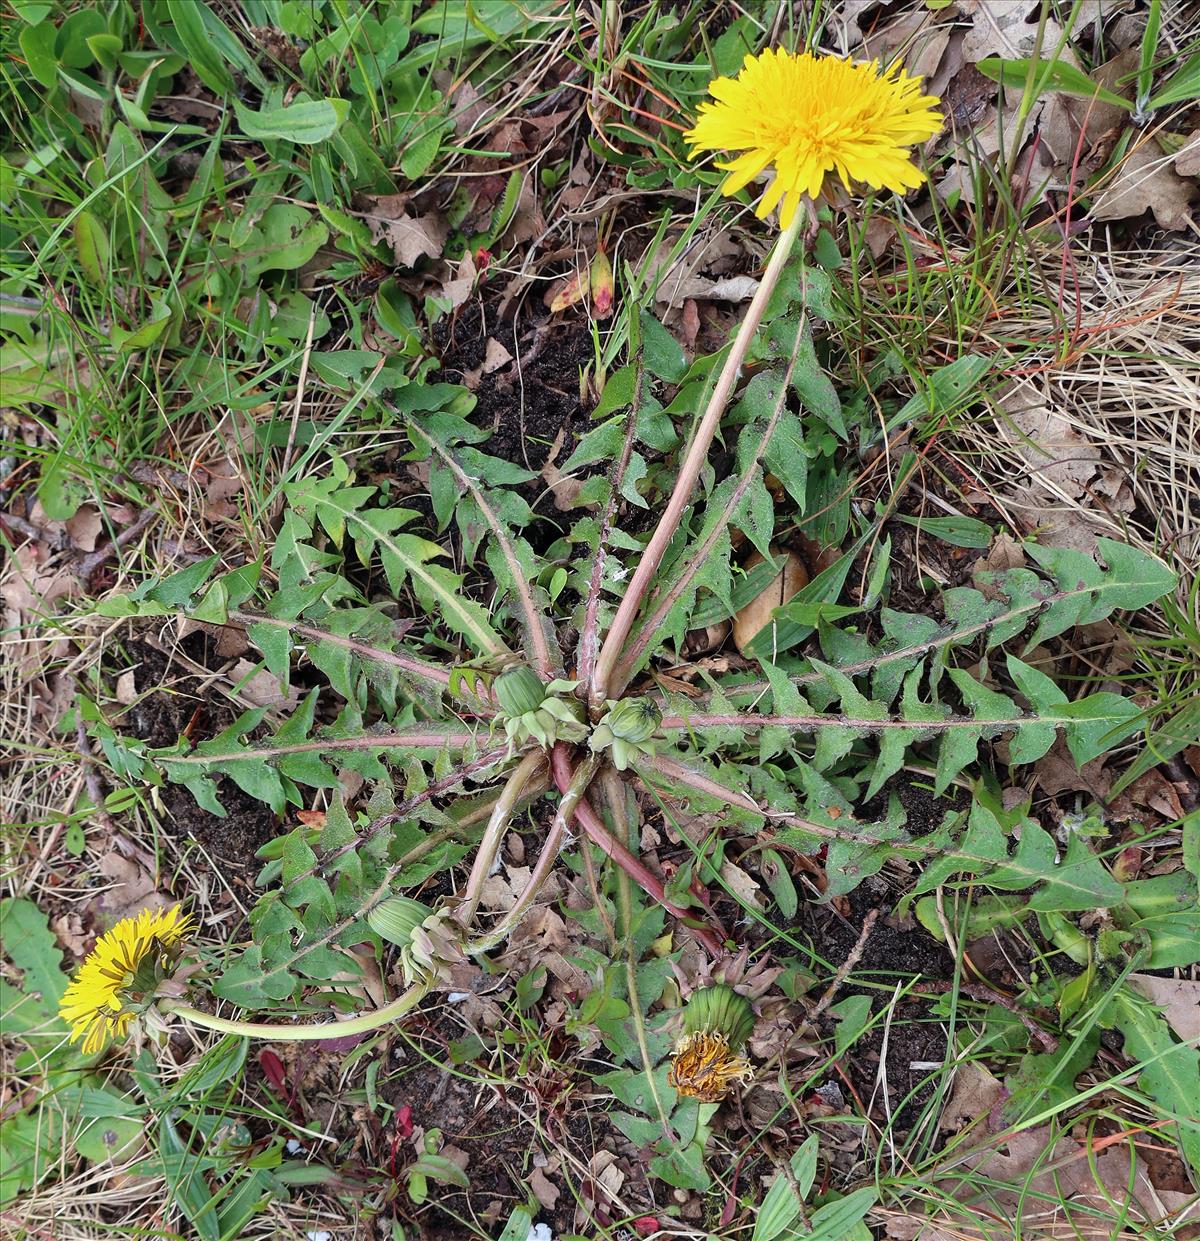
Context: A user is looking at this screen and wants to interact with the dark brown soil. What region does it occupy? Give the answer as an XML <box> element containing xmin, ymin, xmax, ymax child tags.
<box><xmin>797</xmin><ymin>775</ymin><xmax>966</xmax><ymax>1136</ymax></box>
<box><xmin>804</xmin><ymin>881</ymin><xmax>953</xmax><ymax>1134</ymax></box>
<box><xmin>434</xmin><ymin>295</ymin><xmax>595</xmax><ymax>484</ymax></box>
<box><xmin>382</xmin><ymin>1013</ymin><xmax>654</xmax><ymax>1240</ymax></box>
<box><xmin>123</xmin><ymin>633</ymin><xmax>279</xmax><ymax>869</ymax></box>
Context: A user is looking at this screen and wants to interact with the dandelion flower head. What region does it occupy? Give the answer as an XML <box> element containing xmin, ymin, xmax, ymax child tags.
<box><xmin>686</xmin><ymin>47</ymin><xmax>943</xmax><ymax>226</ymax></box>
<box><xmin>59</xmin><ymin>905</ymin><xmax>193</xmax><ymax>1053</ymax></box>
<box><xmin>668</xmin><ymin>1030</ymin><xmax>754</xmax><ymax>1101</ymax></box>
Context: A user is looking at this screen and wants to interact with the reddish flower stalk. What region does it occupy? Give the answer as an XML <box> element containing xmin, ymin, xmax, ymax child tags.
<box><xmin>549</xmin><ymin>746</ymin><xmax>725</xmax><ymax>956</ymax></box>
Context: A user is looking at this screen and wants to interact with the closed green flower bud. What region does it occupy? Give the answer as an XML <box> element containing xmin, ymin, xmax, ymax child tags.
<box><xmin>367</xmin><ymin>896</ymin><xmax>432</xmax><ymax>947</ymax></box>
<box><xmin>494</xmin><ymin>665</ymin><xmax>547</xmax><ymax>718</ymax></box>
<box><xmin>606</xmin><ymin>697</ymin><xmax>661</xmax><ymax>743</ymax></box>
<box><xmin>590</xmin><ymin>697</ymin><xmax>661</xmax><ymax>769</ymax></box>
<box><xmin>498</xmin><ymin>675</ymin><xmax>587</xmax><ymax>752</ymax></box>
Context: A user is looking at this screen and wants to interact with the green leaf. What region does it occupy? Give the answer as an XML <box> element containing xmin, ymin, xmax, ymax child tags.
<box><xmin>897</xmin><ymin>514</ymin><xmax>994</xmax><ymax>548</ymax></box>
<box><xmin>1108</xmin><ymin>990</ymin><xmax>1200</xmax><ymax>1176</ymax></box>
<box><xmin>1149</xmin><ymin>52</ymin><xmax>1200</xmax><ymax>109</ymax></box>
<box><xmin>235</xmin><ymin>97</ymin><xmax>350</xmax><ymax>144</ymax></box>
<box><xmin>0</xmin><ymin>1107</ymin><xmax>62</xmax><ymax>1204</ymax></box>
<box><xmin>912</xmin><ymin>805</ymin><xmax>1124</xmax><ymax>912</ymax></box>
<box><xmin>19</xmin><ymin>21</ymin><xmax>59</xmax><ymax>89</ymax></box>
<box><xmin>976</xmin><ymin>55</ymin><xmax>1131</xmax><ymax>109</ymax></box>
<box><xmin>752</xmin><ymin>1135</ymin><xmax>818</xmax><ymax>1241</ymax></box>
<box><xmin>806</xmin><ymin>1188</ymin><xmax>878</xmax><ymax>1239</ymax></box>
<box><xmin>165</xmin><ymin>0</ymin><xmax>235</xmax><ymax>95</ymax></box>
<box><xmin>63</xmin><ymin>1086</ymin><xmax>145</xmax><ymax>1163</ymax></box>
<box><xmin>0</xmin><ymin>898</ymin><xmax>68</xmax><ymax>1007</ymax></box>
<box><xmin>791</xmin><ymin>329</ymin><xmax>844</xmax><ymax>437</ymax></box>
<box><xmin>640</xmin><ymin>309</ymin><xmax>686</xmax><ymax>382</ymax></box>
<box><xmin>111</xmin><ymin>296</ymin><xmax>173</xmax><ymax>353</ymax></box>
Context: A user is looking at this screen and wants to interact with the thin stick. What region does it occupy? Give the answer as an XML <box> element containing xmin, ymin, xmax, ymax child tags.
<box><xmin>77</xmin><ymin>508</ymin><xmax>157</xmax><ymax>579</ymax></box>
<box><xmin>810</xmin><ymin>908</ymin><xmax>880</xmax><ymax>1020</ymax></box>
<box><xmin>590</xmin><ymin>208</ymin><xmax>805</xmax><ymax>707</ymax></box>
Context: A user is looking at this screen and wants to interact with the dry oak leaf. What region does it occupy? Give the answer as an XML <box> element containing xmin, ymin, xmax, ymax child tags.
<box><xmin>1090</xmin><ymin>141</ymin><xmax>1198</xmax><ymax>230</ymax></box>
<box><xmin>366</xmin><ymin>207</ymin><xmax>448</xmax><ymax>267</ymax></box>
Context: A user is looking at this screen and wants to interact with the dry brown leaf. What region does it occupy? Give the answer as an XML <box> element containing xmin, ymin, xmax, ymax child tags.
<box><xmin>732</xmin><ymin>548</ymin><xmax>809</xmax><ymax>654</ymax></box>
<box><xmin>718</xmin><ymin>860</ymin><xmax>764</xmax><ymax>911</ymax></box>
<box><xmin>1174</xmin><ymin>129</ymin><xmax>1200</xmax><ymax>178</ymax></box>
<box><xmin>529</xmin><ymin>1165</ymin><xmax>560</xmax><ymax>1211</ymax></box>
<box><xmin>973</xmin><ymin>532</ymin><xmax>1025</xmax><ymax>583</ymax></box>
<box><xmin>96</xmin><ymin>851</ymin><xmax>168</xmax><ymax>924</ymax></box>
<box><xmin>65</xmin><ymin>506</ymin><xmax>102</xmax><ymax>552</ymax></box>
<box><xmin>540</xmin><ymin>428</ymin><xmax>590</xmax><ymax>513</ymax></box>
<box><xmin>1128</xmin><ymin>976</ymin><xmax>1200</xmax><ymax>1043</ymax></box>
<box><xmin>229</xmin><ymin>658</ymin><xmax>301</xmax><ymax>710</ymax></box>
<box><xmin>1091</xmin><ymin>141</ymin><xmax>1198</xmax><ymax>230</ymax></box>
<box><xmin>939</xmin><ymin>1063</ymin><xmax>1003</xmax><ymax>1133</ymax></box>
<box><xmin>367</xmin><ymin>208</ymin><xmax>448</xmax><ymax>267</ymax></box>
<box><xmin>1034</xmin><ymin>736</ymin><xmax>1111</xmax><ymax>798</ymax></box>
<box><xmin>960</xmin><ymin>1</ymin><xmax>1067</xmax><ymax>63</ymax></box>
<box><xmin>440</xmin><ymin>250</ymin><xmax>478</xmax><ymax>312</ymax></box>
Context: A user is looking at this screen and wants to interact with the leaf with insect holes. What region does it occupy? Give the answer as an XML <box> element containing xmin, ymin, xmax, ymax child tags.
<box><xmin>910</xmin><ymin>803</ymin><xmax>1124</xmax><ymax>911</ymax></box>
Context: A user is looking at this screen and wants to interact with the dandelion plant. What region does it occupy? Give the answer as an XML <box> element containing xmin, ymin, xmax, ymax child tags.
<box><xmin>67</xmin><ymin>45</ymin><xmax>1175</xmax><ymax>1084</ymax></box>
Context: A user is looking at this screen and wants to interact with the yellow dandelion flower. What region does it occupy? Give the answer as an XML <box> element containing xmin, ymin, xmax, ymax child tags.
<box><xmin>686</xmin><ymin>47</ymin><xmax>943</xmax><ymax>227</ymax></box>
<box><xmin>59</xmin><ymin>905</ymin><xmax>193</xmax><ymax>1054</ymax></box>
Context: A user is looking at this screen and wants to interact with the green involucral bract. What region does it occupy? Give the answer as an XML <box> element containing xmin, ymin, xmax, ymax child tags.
<box><xmin>370</xmin><ymin>897</ymin><xmax>465</xmax><ymax>987</ymax></box>
<box><xmin>590</xmin><ymin>697</ymin><xmax>662</xmax><ymax>770</ymax></box>
<box><xmin>494</xmin><ymin>666</ymin><xmax>588</xmax><ymax>752</ymax></box>
<box><xmin>682</xmin><ymin>984</ymin><xmax>755</xmax><ymax>1050</ymax></box>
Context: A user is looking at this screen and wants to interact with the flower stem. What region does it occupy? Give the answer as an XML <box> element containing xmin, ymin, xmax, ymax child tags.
<box><xmin>456</xmin><ymin>749</ymin><xmax>547</xmax><ymax>930</ymax></box>
<box><xmin>165</xmin><ymin>981</ymin><xmax>428</xmax><ymax>1042</ymax></box>
<box><xmin>550</xmin><ymin>747</ymin><xmax>726</xmax><ymax>955</ymax></box>
<box><xmin>468</xmin><ymin>748</ymin><xmax>600</xmax><ymax>954</ymax></box>
<box><xmin>589</xmin><ymin>207</ymin><xmax>805</xmax><ymax>708</ymax></box>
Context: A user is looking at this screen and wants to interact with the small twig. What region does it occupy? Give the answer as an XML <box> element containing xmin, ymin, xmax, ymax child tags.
<box><xmin>912</xmin><ymin>979</ymin><xmax>1059</xmax><ymax>1053</ymax></box>
<box><xmin>75</xmin><ymin>718</ymin><xmax>116</xmax><ymax>834</ymax></box>
<box><xmin>77</xmin><ymin>508</ymin><xmax>157</xmax><ymax>579</ymax></box>
<box><xmin>811</xmin><ymin>908</ymin><xmax>880</xmax><ymax>1020</ymax></box>
<box><xmin>0</xmin><ymin>509</ymin><xmax>57</xmax><ymax>546</ymax></box>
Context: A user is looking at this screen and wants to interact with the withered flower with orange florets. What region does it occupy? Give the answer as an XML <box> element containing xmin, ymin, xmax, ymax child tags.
<box><xmin>668</xmin><ymin>983</ymin><xmax>756</xmax><ymax>1102</ymax></box>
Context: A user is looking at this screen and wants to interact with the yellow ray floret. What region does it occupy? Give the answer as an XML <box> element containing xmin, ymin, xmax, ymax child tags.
<box><xmin>668</xmin><ymin>1030</ymin><xmax>754</xmax><ymax>1102</ymax></box>
<box><xmin>686</xmin><ymin>47</ymin><xmax>943</xmax><ymax>226</ymax></box>
<box><xmin>58</xmin><ymin>905</ymin><xmax>193</xmax><ymax>1054</ymax></box>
